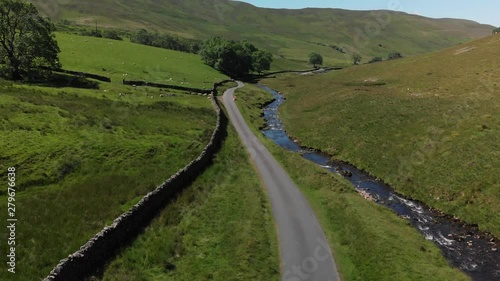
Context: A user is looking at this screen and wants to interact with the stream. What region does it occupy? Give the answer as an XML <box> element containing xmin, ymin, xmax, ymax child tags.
<box><xmin>259</xmin><ymin>85</ymin><xmax>500</xmax><ymax>281</ymax></box>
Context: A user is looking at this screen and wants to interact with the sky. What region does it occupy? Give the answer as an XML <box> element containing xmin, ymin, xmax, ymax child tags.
<box><xmin>237</xmin><ymin>0</ymin><xmax>500</xmax><ymax>27</ymax></box>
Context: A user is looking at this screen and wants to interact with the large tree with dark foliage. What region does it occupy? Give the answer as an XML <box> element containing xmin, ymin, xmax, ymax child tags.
<box><xmin>253</xmin><ymin>50</ymin><xmax>273</xmax><ymax>73</ymax></box>
<box><xmin>199</xmin><ymin>37</ymin><xmax>273</xmax><ymax>77</ymax></box>
<box><xmin>0</xmin><ymin>0</ymin><xmax>60</xmax><ymax>80</ymax></box>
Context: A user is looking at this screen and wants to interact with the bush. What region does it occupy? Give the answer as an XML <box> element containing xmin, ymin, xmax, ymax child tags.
<box><xmin>102</xmin><ymin>30</ymin><xmax>123</xmax><ymax>41</ymax></box>
<box><xmin>330</xmin><ymin>45</ymin><xmax>346</xmax><ymax>53</ymax></box>
<box><xmin>387</xmin><ymin>51</ymin><xmax>403</xmax><ymax>60</ymax></box>
<box><xmin>80</xmin><ymin>29</ymin><xmax>102</xmax><ymax>38</ymax></box>
<box><xmin>369</xmin><ymin>56</ymin><xmax>383</xmax><ymax>63</ymax></box>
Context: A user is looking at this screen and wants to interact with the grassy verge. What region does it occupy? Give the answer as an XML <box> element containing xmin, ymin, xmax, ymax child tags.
<box><xmin>236</xmin><ymin>83</ymin><xmax>470</xmax><ymax>281</ymax></box>
<box><xmin>215</xmin><ymin>80</ymin><xmax>238</xmax><ymax>95</ymax></box>
<box><xmin>0</xmin><ymin>77</ymin><xmax>216</xmax><ymax>280</ymax></box>
<box><xmin>260</xmin><ymin>34</ymin><xmax>500</xmax><ymax>237</ymax></box>
<box><xmin>101</xmin><ymin>126</ymin><xmax>280</xmax><ymax>281</ymax></box>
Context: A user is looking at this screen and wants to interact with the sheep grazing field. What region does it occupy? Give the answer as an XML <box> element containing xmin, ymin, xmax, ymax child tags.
<box><xmin>56</xmin><ymin>33</ymin><xmax>228</xmax><ymax>88</ymax></box>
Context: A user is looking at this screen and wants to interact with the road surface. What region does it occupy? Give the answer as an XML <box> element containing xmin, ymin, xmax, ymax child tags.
<box><xmin>222</xmin><ymin>81</ymin><xmax>341</xmax><ymax>281</ymax></box>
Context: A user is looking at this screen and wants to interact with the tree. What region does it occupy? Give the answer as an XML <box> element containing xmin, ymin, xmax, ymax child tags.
<box><xmin>189</xmin><ymin>42</ymin><xmax>200</xmax><ymax>54</ymax></box>
<box><xmin>218</xmin><ymin>40</ymin><xmax>254</xmax><ymax>77</ymax></box>
<box><xmin>0</xmin><ymin>0</ymin><xmax>60</xmax><ymax>79</ymax></box>
<box><xmin>199</xmin><ymin>37</ymin><xmax>273</xmax><ymax>77</ymax></box>
<box><xmin>352</xmin><ymin>53</ymin><xmax>362</xmax><ymax>65</ymax></box>
<box><xmin>199</xmin><ymin>37</ymin><xmax>227</xmax><ymax>68</ymax></box>
<box><xmin>102</xmin><ymin>30</ymin><xmax>123</xmax><ymax>41</ymax></box>
<box><xmin>309</xmin><ymin>52</ymin><xmax>323</xmax><ymax>68</ymax></box>
<box><xmin>494</xmin><ymin>27</ymin><xmax>500</xmax><ymax>34</ymax></box>
<box><xmin>252</xmin><ymin>50</ymin><xmax>273</xmax><ymax>73</ymax></box>
<box><xmin>387</xmin><ymin>51</ymin><xmax>403</xmax><ymax>60</ymax></box>
<box><xmin>131</xmin><ymin>29</ymin><xmax>153</xmax><ymax>46</ymax></box>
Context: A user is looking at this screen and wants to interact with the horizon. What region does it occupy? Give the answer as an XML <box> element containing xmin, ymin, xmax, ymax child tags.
<box><xmin>237</xmin><ymin>0</ymin><xmax>500</xmax><ymax>27</ymax></box>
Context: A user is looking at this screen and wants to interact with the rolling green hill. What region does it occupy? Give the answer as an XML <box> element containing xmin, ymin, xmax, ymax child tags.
<box><xmin>55</xmin><ymin>33</ymin><xmax>228</xmax><ymax>88</ymax></box>
<box><xmin>262</xmin><ymin>33</ymin><xmax>500</xmax><ymax>236</ymax></box>
<box><xmin>29</xmin><ymin>0</ymin><xmax>494</xmax><ymax>68</ymax></box>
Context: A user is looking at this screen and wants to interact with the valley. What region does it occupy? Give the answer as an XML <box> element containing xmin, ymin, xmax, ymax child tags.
<box><xmin>1</xmin><ymin>1</ymin><xmax>499</xmax><ymax>280</ymax></box>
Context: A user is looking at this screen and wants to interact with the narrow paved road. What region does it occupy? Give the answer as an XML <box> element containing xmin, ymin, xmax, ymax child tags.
<box><xmin>222</xmin><ymin>81</ymin><xmax>341</xmax><ymax>281</ymax></box>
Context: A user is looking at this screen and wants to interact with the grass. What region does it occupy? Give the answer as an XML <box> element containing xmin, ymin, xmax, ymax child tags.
<box><xmin>0</xmin><ymin>78</ymin><xmax>216</xmax><ymax>280</ymax></box>
<box><xmin>0</xmin><ymin>32</ymin><xmax>226</xmax><ymax>280</ymax></box>
<box><xmin>235</xmin><ymin>83</ymin><xmax>470</xmax><ymax>281</ymax></box>
<box><xmin>215</xmin><ymin>81</ymin><xmax>238</xmax><ymax>96</ymax></box>
<box><xmin>56</xmin><ymin>33</ymin><xmax>228</xmax><ymax>88</ymax></box>
<box><xmin>260</xmin><ymin>34</ymin><xmax>500</xmax><ymax>237</ymax></box>
<box><xmin>30</xmin><ymin>0</ymin><xmax>494</xmax><ymax>70</ymax></box>
<box><xmin>101</xmin><ymin>126</ymin><xmax>280</xmax><ymax>281</ymax></box>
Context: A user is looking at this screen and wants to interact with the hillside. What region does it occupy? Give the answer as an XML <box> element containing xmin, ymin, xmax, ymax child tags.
<box><xmin>0</xmin><ymin>34</ymin><xmax>227</xmax><ymax>280</ymax></box>
<box><xmin>29</xmin><ymin>0</ymin><xmax>495</xmax><ymax>68</ymax></box>
<box><xmin>55</xmin><ymin>33</ymin><xmax>228</xmax><ymax>88</ymax></box>
<box><xmin>261</xmin><ymin>33</ymin><xmax>500</xmax><ymax>236</ymax></box>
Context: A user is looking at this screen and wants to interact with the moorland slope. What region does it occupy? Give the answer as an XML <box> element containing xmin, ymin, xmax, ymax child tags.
<box><xmin>30</xmin><ymin>0</ymin><xmax>495</xmax><ymax>67</ymax></box>
<box><xmin>262</xmin><ymin>34</ymin><xmax>500</xmax><ymax>236</ymax></box>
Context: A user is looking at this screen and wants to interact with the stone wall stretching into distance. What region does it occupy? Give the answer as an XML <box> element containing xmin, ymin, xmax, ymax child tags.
<box><xmin>44</xmin><ymin>81</ymin><xmax>232</xmax><ymax>281</ymax></box>
<box><xmin>58</xmin><ymin>69</ymin><xmax>112</xmax><ymax>82</ymax></box>
<box><xmin>124</xmin><ymin>79</ymin><xmax>214</xmax><ymax>93</ymax></box>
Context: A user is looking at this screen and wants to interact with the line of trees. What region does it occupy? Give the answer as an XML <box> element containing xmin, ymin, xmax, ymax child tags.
<box><xmin>131</xmin><ymin>29</ymin><xmax>200</xmax><ymax>54</ymax></box>
<box><xmin>199</xmin><ymin>37</ymin><xmax>273</xmax><ymax>77</ymax></box>
<box><xmin>79</xmin><ymin>29</ymin><xmax>124</xmax><ymax>41</ymax></box>
<box><xmin>0</xmin><ymin>0</ymin><xmax>60</xmax><ymax>80</ymax></box>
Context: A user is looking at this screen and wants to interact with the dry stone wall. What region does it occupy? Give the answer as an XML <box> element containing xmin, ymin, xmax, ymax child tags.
<box><xmin>123</xmin><ymin>79</ymin><xmax>234</xmax><ymax>94</ymax></box>
<box><xmin>44</xmin><ymin>81</ymin><xmax>231</xmax><ymax>281</ymax></box>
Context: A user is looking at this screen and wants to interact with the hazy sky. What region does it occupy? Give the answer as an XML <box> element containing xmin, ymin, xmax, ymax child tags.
<box><xmin>238</xmin><ymin>0</ymin><xmax>500</xmax><ymax>27</ymax></box>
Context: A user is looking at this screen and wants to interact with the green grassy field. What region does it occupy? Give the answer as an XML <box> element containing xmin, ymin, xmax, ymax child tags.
<box><xmin>56</xmin><ymin>33</ymin><xmax>228</xmax><ymax>88</ymax></box>
<box><xmin>261</xmin><ymin>34</ymin><xmax>500</xmax><ymax>237</ymax></box>
<box><xmin>0</xmin><ymin>32</ymin><xmax>230</xmax><ymax>280</ymax></box>
<box><xmin>101</xmin><ymin>126</ymin><xmax>280</xmax><ymax>281</ymax></box>
<box><xmin>29</xmin><ymin>0</ymin><xmax>494</xmax><ymax>69</ymax></box>
<box><xmin>235</xmin><ymin>83</ymin><xmax>470</xmax><ymax>281</ymax></box>
<box><xmin>0</xmin><ymin>78</ymin><xmax>217</xmax><ymax>280</ymax></box>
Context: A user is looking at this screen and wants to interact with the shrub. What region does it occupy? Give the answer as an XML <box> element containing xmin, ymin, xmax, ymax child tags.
<box><xmin>369</xmin><ymin>56</ymin><xmax>383</xmax><ymax>63</ymax></box>
<box><xmin>387</xmin><ymin>51</ymin><xmax>403</xmax><ymax>60</ymax></box>
<box><xmin>102</xmin><ymin>30</ymin><xmax>123</xmax><ymax>41</ymax></box>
